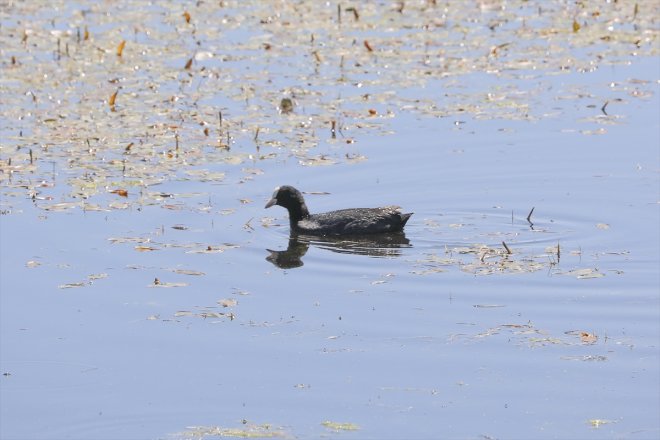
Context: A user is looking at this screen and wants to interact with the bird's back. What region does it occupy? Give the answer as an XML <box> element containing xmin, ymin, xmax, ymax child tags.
<box><xmin>296</xmin><ymin>206</ymin><xmax>412</xmax><ymax>235</ymax></box>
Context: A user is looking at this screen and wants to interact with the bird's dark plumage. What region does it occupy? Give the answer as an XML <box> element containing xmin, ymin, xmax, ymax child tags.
<box><xmin>265</xmin><ymin>185</ymin><xmax>412</xmax><ymax>235</ymax></box>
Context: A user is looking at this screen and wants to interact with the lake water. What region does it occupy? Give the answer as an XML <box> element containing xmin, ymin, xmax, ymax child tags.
<box><xmin>1</xmin><ymin>2</ymin><xmax>659</xmax><ymax>439</ymax></box>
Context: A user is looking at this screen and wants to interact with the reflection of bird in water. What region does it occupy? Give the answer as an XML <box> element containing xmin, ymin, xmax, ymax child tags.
<box><xmin>266</xmin><ymin>233</ymin><xmax>411</xmax><ymax>269</ymax></box>
<box><xmin>308</xmin><ymin>232</ymin><xmax>410</xmax><ymax>256</ymax></box>
<box><xmin>266</xmin><ymin>238</ymin><xmax>309</xmax><ymax>269</ymax></box>
<box><xmin>265</xmin><ymin>185</ymin><xmax>412</xmax><ymax>235</ymax></box>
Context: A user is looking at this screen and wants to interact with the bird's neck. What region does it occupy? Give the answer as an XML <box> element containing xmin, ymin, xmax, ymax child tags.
<box><xmin>287</xmin><ymin>202</ymin><xmax>310</xmax><ymax>226</ymax></box>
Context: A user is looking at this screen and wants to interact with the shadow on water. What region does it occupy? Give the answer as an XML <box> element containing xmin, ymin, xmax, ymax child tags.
<box><xmin>266</xmin><ymin>232</ymin><xmax>412</xmax><ymax>269</ymax></box>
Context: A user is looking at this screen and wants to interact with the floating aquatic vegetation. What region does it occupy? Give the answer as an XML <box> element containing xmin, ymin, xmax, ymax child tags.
<box><xmin>414</xmin><ymin>242</ymin><xmax>552</xmax><ymax>276</ymax></box>
<box><xmin>321</xmin><ymin>421</ymin><xmax>360</xmax><ymax>431</ymax></box>
<box><xmin>134</xmin><ymin>245</ymin><xmax>160</xmax><ymax>252</ymax></box>
<box><xmin>218</xmin><ymin>298</ymin><xmax>238</xmax><ymax>308</ymax></box>
<box><xmin>587</xmin><ymin>419</ymin><xmax>617</xmax><ymax>428</ymax></box>
<box><xmin>170</xmin><ymin>269</ymin><xmax>205</xmax><ymax>276</ymax></box>
<box><xmin>453</xmin><ymin>322</ymin><xmax>613</xmax><ymax>349</ymax></box>
<box><xmin>558</xmin><ymin>268</ymin><xmax>605</xmax><ymax>279</ymax></box>
<box><xmin>175</xmin><ymin>423</ymin><xmax>286</xmax><ymax>438</ymax></box>
<box><xmin>299</xmin><ymin>155</ymin><xmax>337</xmax><ymax>167</ymax></box>
<box><xmin>0</xmin><ymin>1</ymin><xmax>656</xmax><ymax>206</ymax></box>
<box><xmin>565</xmin><ymin>330</ymin><xmax>599</xmax><ymax>344</ymax></box>
<box><xmin>185</xmin><ymin>244</ymin><xmax>239</xmax><ymax>254</ymax></box>
<box><xmin>58</xmin><ymin>282</ymin><xmax>86</xmax><ymax>289</ymax></box>
<box><xmin>55</xmin><ymin>272</ymin><xmax>107</xmax><ymax>289</ymax></box>
<box><xmin>148</xmin><ymin>278</ymin><xmax>187</xmax><ymax>288</ymax></box>
<box><xmin>108</xmin><ymin>236</ymin><xmax>151</xmax><ymax>244</ymax></box>
<box><xmin>170</xmin><ymin>309</ymin><xmax>234</xmax><ymax>320</ymax></box>
<box><xmin>562</xmin><ymin>355</ymin><xmax>608</xmax><ymax>362</ymax></box>
<box><xmin>87</xmin><ymin>273</ymin><xmax>108</xmax><ymax>281</ymax></box>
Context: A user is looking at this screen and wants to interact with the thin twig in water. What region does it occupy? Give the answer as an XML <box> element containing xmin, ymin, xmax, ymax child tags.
<box><xmin>346</xmin><ymin>6</ymin><xmax>359</xmax><ymax>20</ymax></box>
<box><xmin>601</xmin><ymin>101</ymin><xmax>609</xmax><ymax>115</ymax></box>
<box><xmin>557</xmin><ymin>242</ymin><xmax>561</xmax><ymax>262</ymax></box>
<box><xmin>502</xmin><ymin>241</ymin><xmax>512</xmax><ymax>255</ymax></box>
<box><xmin>526</xmin><ymin>207</ymin><xmax>535</xmax><ymax>224</ymax></box>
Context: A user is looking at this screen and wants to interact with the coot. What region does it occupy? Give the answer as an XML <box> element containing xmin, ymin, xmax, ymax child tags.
<box><xmin>265</xmin><ymin>185</ymin><xmax>412</xmax><ymax>235</ymax></box>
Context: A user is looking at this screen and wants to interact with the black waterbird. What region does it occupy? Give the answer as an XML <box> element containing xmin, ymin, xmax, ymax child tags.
<box><xmin>265</xmin><ymin>185</ymin><xmax>412</xmax><ymax>236</ymax></box>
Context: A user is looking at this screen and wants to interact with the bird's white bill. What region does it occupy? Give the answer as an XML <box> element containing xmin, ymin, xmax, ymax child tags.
<box><xmin>264</xmin><ymin>187</ymin><xmax>280</xmax><ymax>208</ymax></box>
<box><xmin>264</xmin><ymin>197</ymin><xmax>277</xmax><ymax>208</ymax></box>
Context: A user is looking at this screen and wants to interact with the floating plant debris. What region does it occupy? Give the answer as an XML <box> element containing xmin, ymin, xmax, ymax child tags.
<box><xmin>321</xmin><ymin>421</ymin><xmax>360</xmax><ymax>431</ymax></box>
<box><xmin>0</xmin><ymin>1</ymin><xmax>656</xmax><ymax>211</ymax></box>
<box><xmin>175</xmin><ymin>423</ymin><xmax>287</xmax><ymax>438</ymax></box>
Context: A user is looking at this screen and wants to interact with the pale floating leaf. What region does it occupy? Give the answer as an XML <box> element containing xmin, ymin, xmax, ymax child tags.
<box><xmin>149</xmin><ymin>282</ymin><xmax>188</xmax><ymax>288</ymax></box>
<box><xmin>82</xmin><ymin>204</ymin><xmax>109</xmax><ymax>212</ymax></box>
<box><xmin>588</xmin><ymin>419</ymin><xmax>616</xmax><ymax>428</ymax></box>
<box><xmin>560</xmin><ymin>268</ymin><xmax>605</xmax><ymax>279</ymax></box>
<box><xmin>299</xmin><ymin>156</ymin><xmax>337</xmax><ymax>166</ymax></box>
<box><xmin>185</xmin><ymin>169</ymin><xmax>225</xmax><ymax>181</ymax></box>
<box><xmin>345</xmin><ymin>153</ymin><xmax>367</xmax><ymax>164</ymax></box>
<box><xmin>222</xmin><ymin>155</ymin><xmax>244</xmax><ymax>165</ymax></box>
<box><xmin>194</xmin><ymin>51</ymin><xmax>213</xmax><ymax>61</ymax></box>
<box><xmin>199</xmin><ymin>312</ymin><xmax>225</xmax><ymax>319</ymax></box>
<box><xmin>59</xmin><ymin>282</ymin><xmax>86</xmax><ymax>289</ymax></box>
<box><xmin>108</xmin><ymin>237</ymin><xmax>150</xmax><ymax>244</ymax></box>
<box><xmin>580</xmin><ymin>332</ymin><xmax>598</xmax><ymax>344</ymax></box>
<box><xmin>161</xmin><ymin>204</ymin><xmax>184</xmax><ymax>211</ymax></box>
<box><xmin>177</xmin><ymin>424</ymin><xmax>286</xmax><ymax>438</ymax></box>
<box><xmin>108</xmin><ymin>201</ymin><xmax>130</xmax><ymax>210</ymax></box>
<box><xmin>218</xmin><ymin>298</ymin><xmax>238</xmax><ymax>308</ymax></box>
<box><xmin>40</xmin><ymin>202</ymin><xmax>79</xmax><ymax>211</ymax></box>
<box><xmin>321</xmin><ymin>421</ymin><xmax>360</xmax><ymax>431</ymax></box>
<box><xmin>171</xmin><ymin>269</ymin><xmax>205</xmax><ymax>276</ymax></box>
<box><xmin>562</xmin><ymin>355</ymin><xmax>608</xmax><ymax>362</ymax></box>
<box><xmin>242</xmin><ymin>167</ymin><xmax>264</xmax><ymax>175</ymax></box>
<box><xmin>577</xmin><ymin>271</ymin><xmax>605</xmax><ymax>280</ymax></box>
<box><xmin>581</xmin><ymin>128</ymin><xmax>607</xmax><ymax>135</ymax></box>
<box><xmin>186</xmin><ymin>247</ymin><xmax>225</xmax><ymax>254</ymax></box>
<box><xmin>185</xmin><ymin>244</ymin><xmax>239</xmax><ymax>254</ymax></box>
<box><xmin>135</xmin><ymin>245</ymin><xmax>160</xmax><ymax>252</ymax></box>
